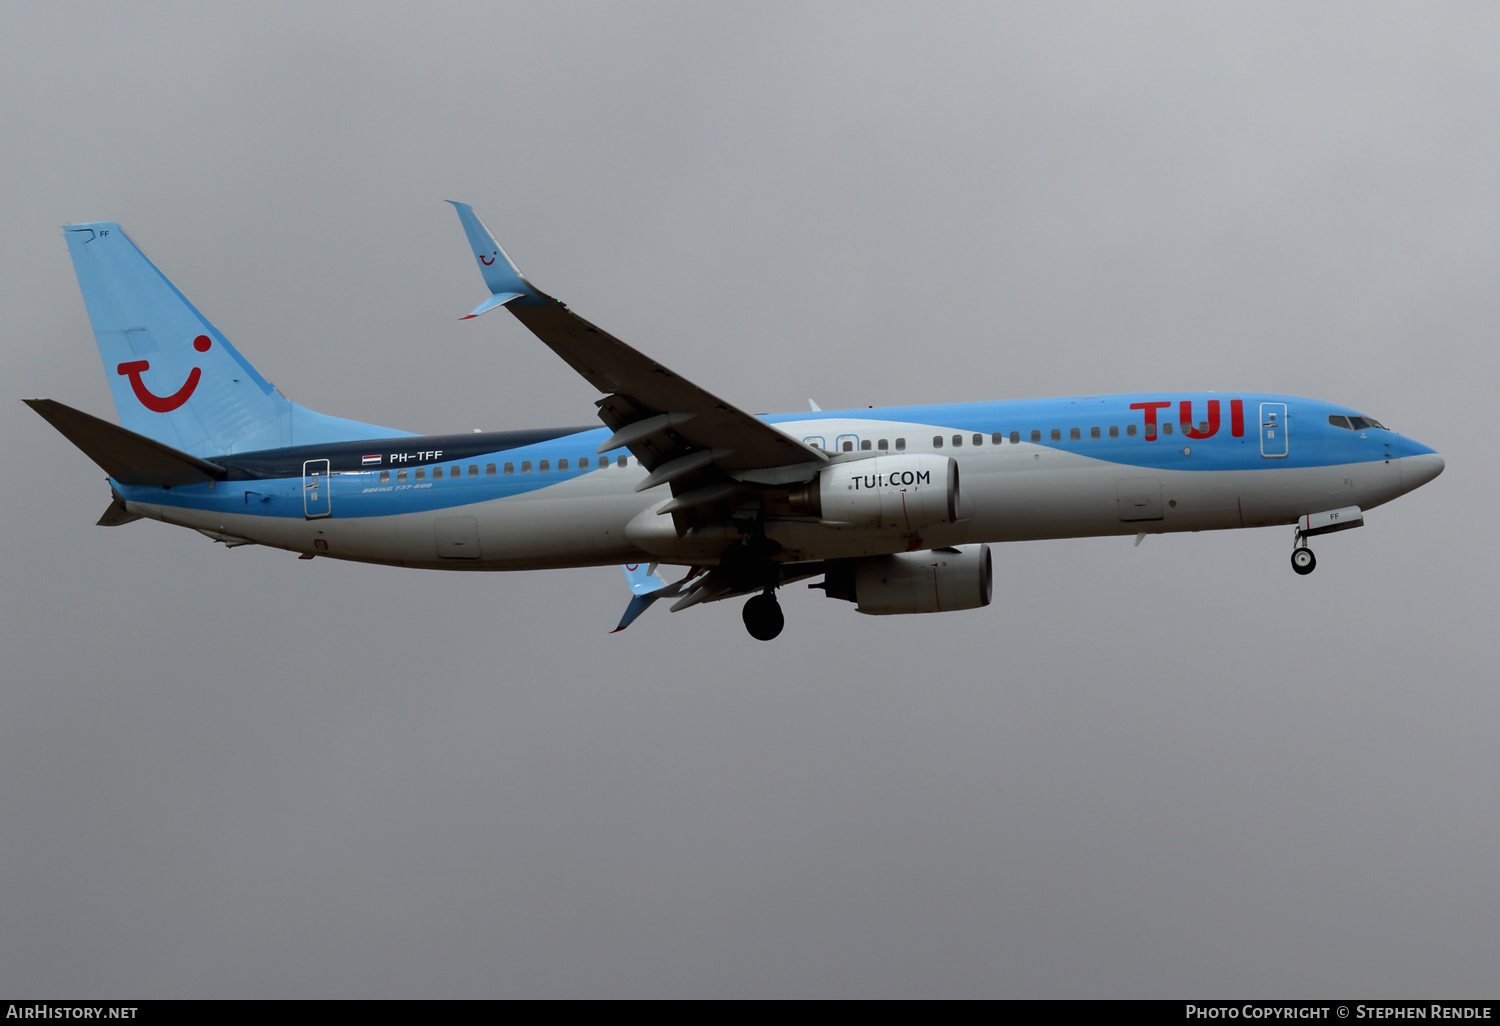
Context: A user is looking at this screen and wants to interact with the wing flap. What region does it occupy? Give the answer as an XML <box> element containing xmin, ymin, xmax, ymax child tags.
<box><xmin>508</xmin><ymin>304</ymin><xmax>825</xmax><ymax>472</ymax></box>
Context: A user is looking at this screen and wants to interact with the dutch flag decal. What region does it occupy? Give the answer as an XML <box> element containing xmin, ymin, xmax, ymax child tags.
<box><xmin>362</xmin><ymin>454</ymin><xmax>382</xmax><ymax>466</ymax></box>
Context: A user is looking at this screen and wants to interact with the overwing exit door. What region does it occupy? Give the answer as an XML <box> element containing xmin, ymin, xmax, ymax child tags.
<box><xmin>303</xmin><ymin>459</ymin><xmax>331</xmax><ymax>519</ymax></box>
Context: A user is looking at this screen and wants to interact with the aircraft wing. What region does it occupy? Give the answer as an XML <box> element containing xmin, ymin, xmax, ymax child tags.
<box><xmin>448</xmin><ymin>202</ymin><xmax>828</xmax><ymax>491</ymax></box>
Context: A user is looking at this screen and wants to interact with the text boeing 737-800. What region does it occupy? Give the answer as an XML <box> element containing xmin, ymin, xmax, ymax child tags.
<box><xmin>27</xmin><ymin>203</ymin><xmax>1444</xmax><ymax>640</ymax></box>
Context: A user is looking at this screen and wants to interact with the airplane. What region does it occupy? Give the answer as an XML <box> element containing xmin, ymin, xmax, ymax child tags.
<box><xmin>27</xmin><ymin>204</ymin><xmax>1445</xmax><ymax>641</ymax></box>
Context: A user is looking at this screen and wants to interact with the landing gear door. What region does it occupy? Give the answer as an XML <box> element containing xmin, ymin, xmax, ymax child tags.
<box><xmin>303</xmin><ymin>459</ymin><xmax>331</xmax><ymax>519</ymax></box>
<box><xmin>1260</xmin><ymin>403</ymin><xmax>1289</xmax><ymax>458</ymax></box>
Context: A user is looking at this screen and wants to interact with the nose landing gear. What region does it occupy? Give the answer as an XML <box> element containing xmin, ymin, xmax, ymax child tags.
<box><xmin>742</xmin><ymin>590</ymin><xmax>784</xmax><ymax>641</ymax></box>
<box><xmin>1290</xmin><ymin>523</ymin><xmax>1317</xmax><ymax>575</ymax></box>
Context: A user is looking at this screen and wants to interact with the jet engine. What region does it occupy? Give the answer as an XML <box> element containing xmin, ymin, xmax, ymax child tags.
<box><xmin>819</xmin><ymin>543</ymin><xmax>993</xmax><ymax>615</ymax></box>
<box><xmin>789</xmin><ymin>454</ymin><xmax>959</xmax><ymax>531</ymax></box>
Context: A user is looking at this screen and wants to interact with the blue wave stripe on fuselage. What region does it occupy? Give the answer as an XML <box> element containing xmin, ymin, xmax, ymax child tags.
<box><xmin>118</xmin><ymin>425</ymin><xmax>629</xmax><ymax>517</ymax></box>
<box><xmin>765</xmin><ymin>392</ymin><xmax>1436</xmax><ymax>471</ymax></box>
<box><xmin>115</xmin><ymin>392</ymin><xmax>1437</xmax><ymax>517</ymax></box>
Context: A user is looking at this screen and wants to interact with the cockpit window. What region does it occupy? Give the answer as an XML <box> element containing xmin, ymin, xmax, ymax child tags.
<box><xmin>1330</xmin><ymin>414</ymin><xmax>1388</xmax><ymax>431</ymax></box>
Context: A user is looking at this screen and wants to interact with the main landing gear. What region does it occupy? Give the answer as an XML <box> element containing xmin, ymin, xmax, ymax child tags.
<box><xmin>742</xmin><ymin>590</ymin><xmax>784</xmax><ymax>641</ymax></box>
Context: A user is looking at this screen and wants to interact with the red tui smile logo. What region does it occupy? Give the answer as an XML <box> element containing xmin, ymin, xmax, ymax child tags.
<box><xmin>117</xmin><ymin>334</ymin><xmax>211</xmax><ymax>412</ymax></box>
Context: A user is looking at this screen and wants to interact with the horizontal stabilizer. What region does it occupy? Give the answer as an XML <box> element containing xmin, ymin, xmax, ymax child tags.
<box><xmin>25</xmin><ymin>398</ymin><xmax>227</xmax><ymax>486</ymax></box>
<box><xmin>96</xmin><ymin>496</ymin><xmax>143</xmax><ymax>526</ymax></box>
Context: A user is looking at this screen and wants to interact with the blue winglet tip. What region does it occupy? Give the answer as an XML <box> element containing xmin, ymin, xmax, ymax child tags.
<box><xmin>611</xmin><ymin>591</ymin><xmax>660</xmax><ymax>633</ymax></box>
<box><xmin>446</xmin><ymin>200</ymin><xmax>543</xmax><ymax>305</ymax></box>
<box><xmin>461</xmin><ymin>292</ymin><xmax>523</xmax><ymax>320</ymax></box>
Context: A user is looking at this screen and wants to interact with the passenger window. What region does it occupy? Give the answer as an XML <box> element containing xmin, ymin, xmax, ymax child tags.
<box><xmin>1127</xmin><ymin>424</ymin><xmax>1137</xmax><ymax>438</ymax></box>
<box><xmin>1145</xmin><ymin>424</ymin><xmax>1156</xmax><ymax>440</ymax></box>
<box><xmin>1031</xmin><ymin>430</ymin><xmax>1041</xmax><ymax>443</ymax></box>
<box><xmin>1109</xmin><ymin>426</ymin><xmax>1118</xmax><ymax>438</ymax></box>
<box><xmin>1198</xmin><ymin>423</ymin><xmax>1208</xmax><ymax>434</ymax></box>
<box><xmin>486</xmin><ymin>464</ymin><xmax>496</xmax><ymax>475</ymax></box>
<box><xmin>618</xmin><ymin>455</ymin><xmax>628</xmax><ymax>467</ymax></box>
<box><xmin>933</xmin><ymin>436</ymin><xmax>944</xmax><ymax>448</ymax></box>
<box><xmin>952</xmin><ymin>434</ymin><xmax>963</xmax><ymax>447</ymax></box>
<box><xmin>522</xmin><ymin>461</ymin><xmax>531</xmax><ymax>473</ymax></box>
<box><xmin>1010</xmin><ymin>431</ymin><xmax>1020</xmax><ymax>444</ymax></box>
<box><xmin>842</xmin><ymin>440</ymin><xmax>853</xmax><ymax>452</ymax></box>
<box><xmin>468</xmin><ymin>465</ymin><xmax>477</xmax><ymax>477</ymax></box>
<box><xmin>539</xmin><ymin>460</ymin><xmax>550</xmax><ymax>472</ymax></box>
<box><xmin>860</xmin><ymin>439</ymin><xmax>872</xmax><ymax>451</ymax></box>
<box><xmin>579</xmin><ymin>457</ymin><xmax>589</xmax><ymax>469</ymax></box>
<box><xmin>1051</xmin><ymin>429</ymin><xmax>1061</xmax><ymax>441</ymax></box>
<box><xmin>895</xmin><ymin>438</ymin><xmax>906</xmax><ymax>451</ymax></box>
<box><xmin>433</xmin><ymin>467</ymin><xmax>443</xmax><ymax>479</ymax></box>
<box><xmin>416</xmin><ymin>468</ymin><xmax>425</xmax><ymax>480</ymax></box>
<box><xmin>558</xmin><ymin>458</ymin><xmax>569</xmax><ymax>471</ymax></box>
<box><xmin>380</xmin><ymin>470</ymin><xmax>390</xmax><ymax>483</ymax></box>
<box><xmin>503</xmin><ymin>462</ymin><xmax>513</xmax><ymax>475</ymax></box>
<box><xmin>877</xmin><ymin>439</ymin><xmax>888</xmax><ymax>451</ymax></box>
<box><xmin>973</xmin><ymin>433</ymin><xmax>983</xmax><ymax>446</ymax></box>
<box><xmin>1090</xmin><ymin>427</ymin><xmax>1100</xmax><ymax>439</ymax></box>
<box><xmin>1070</xmin><ymin>428</ymin><xmax>1080</xmax><ymax>441</ymax></box>
<box><xmin>1163</xmin><ymin>423</ymin><xmax>1174</xmax><ymax>436</ymax></box>
<box><xmin>397</xmin><ymin>469</ymin><xmax>407</xmax><ymax>482</ymax></box>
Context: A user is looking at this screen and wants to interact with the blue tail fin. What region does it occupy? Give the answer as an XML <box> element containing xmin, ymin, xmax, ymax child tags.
<box><xmin>63</xmin><ymin>222</ymin><xmax>411</xmax><ymax>457</ymax></box>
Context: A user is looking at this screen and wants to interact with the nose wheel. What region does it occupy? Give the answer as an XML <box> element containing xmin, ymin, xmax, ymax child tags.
<box><xmin>742</xmin><ymin>591</ymin><xmax>784</xmax><ymax>641</ymax></box>
<box><xmin>1289</xmin><ymin>523</ymin><xmax>1318</xmax><ymax>575</ymax></box>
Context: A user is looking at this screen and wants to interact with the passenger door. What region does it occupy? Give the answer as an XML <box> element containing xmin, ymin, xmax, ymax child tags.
<box><xmin>1260</xmin><ymin>403</ymin><xmax>1289</xmax><ymax>458</ymax></box>
<box><xmin>303</xmin><ymin>459</ymin><xmax>331</xmax><ymax>519</ymax></box>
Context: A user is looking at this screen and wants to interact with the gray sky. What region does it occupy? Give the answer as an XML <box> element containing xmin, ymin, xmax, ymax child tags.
<box><xmin>2</xmin><ymin>1</ymin><xmax>1496</xmax><ymax>997</ymax></box>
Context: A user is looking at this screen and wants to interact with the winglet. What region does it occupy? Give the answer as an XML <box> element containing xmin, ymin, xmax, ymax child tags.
<box><xmin>460</xmin><ymin>292</ymin><xmax>525</xmax><ymax>320</ymax></box>
<box><xmin>446</xmin><ymin>200</ymin><xmax>549</xmax><ymax>316</ymax></box>
<box><xmin>610</xmin><ymin>562</ymin><xmax>672</xmax><ymax>632</ymax></box>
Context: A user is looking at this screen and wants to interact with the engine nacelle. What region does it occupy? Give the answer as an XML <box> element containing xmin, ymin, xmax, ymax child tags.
<box><xmin>795</xmin><ymin>454</ymin><xmax>959</xmax><ymax>530</ymax></box>
<box><xmin>821</xmin><ymin>544</ymin><xmax>993</xmax><ymax>615</ymax></box>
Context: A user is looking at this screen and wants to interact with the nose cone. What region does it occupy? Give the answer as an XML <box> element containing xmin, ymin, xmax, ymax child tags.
<box><xmin>1401</xmin><ymin>452</ymin><xmax>1445</xmax><ymax>491</ymax></box>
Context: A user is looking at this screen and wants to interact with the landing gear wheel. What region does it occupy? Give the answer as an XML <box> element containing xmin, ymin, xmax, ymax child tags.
<box><xmin>742</xmin><ymin>592</ymin><xmax>784</xmax><ymax>641</ymax></box>
<box><xmin>1291</xmin><ymin>547</ymin><xmax>1316</xmax><ymax>575</ymax></box>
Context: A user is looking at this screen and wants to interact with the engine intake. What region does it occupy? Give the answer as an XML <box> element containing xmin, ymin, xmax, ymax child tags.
<box><xmin>791</xmin><ymin>454</ymin><xmax>959</xmax><ymax>530</ymax></box>
<box><xmin>820</xmin><ymin>544</ymin><xmax>993</xmax><ymax>615</ymax></box>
